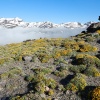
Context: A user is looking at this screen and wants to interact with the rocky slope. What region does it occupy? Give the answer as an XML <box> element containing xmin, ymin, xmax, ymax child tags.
<box><xmin>0</xmin><ymin>22</ymin><xmax>100</xmax><ymax>100</ymax></box>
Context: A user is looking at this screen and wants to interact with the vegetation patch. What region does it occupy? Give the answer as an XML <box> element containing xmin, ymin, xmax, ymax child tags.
<box><xmin>65</xmin><ymin>73</ymin><xmax>87</xmax><ymax>92</ymax></box>
<box><xmin>76</xmin><ymin>54</ymin><xmax>100</xmax><ymax>68</ymax></box>
<box><xmin>88</xmin><ymin>86</ymin><xmax>100</xmax><ymax>100</ymax></box>
<box><xmin>0</xmin><ymin>68</ymin><xmax>22</xmax><ymax>80</ymax></box>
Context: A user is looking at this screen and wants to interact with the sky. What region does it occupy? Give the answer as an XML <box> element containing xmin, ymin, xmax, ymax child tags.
<box><xmin>0</xmin><ymin>0</ymin><xmax>100</xmax><ymax>23</ymax></box>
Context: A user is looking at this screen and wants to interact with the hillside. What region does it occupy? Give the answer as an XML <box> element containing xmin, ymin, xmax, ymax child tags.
<box><xmin>0</xmin><ymin>22</ymin><xmax>100</xmax><ymax>100</ymax></box>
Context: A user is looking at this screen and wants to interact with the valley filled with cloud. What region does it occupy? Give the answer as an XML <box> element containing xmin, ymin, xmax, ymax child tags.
<box><xmin>0</xmin><ymin>27</ymin><xmax>86</xmax><ymax>45</ymax></box>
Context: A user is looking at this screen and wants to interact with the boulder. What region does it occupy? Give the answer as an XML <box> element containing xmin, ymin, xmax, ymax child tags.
<box><xmin>22</xmin><ymin>56</ymin><xmax>32</xmax><ymax>62</ymax></box>
<box><xmin>87</xmin><ymin>22</ymin><xmax>100</xmax><ymax>33</ymax></box>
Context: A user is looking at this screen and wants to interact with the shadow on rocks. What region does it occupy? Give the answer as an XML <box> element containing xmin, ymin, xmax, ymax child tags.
<box><xmin>97</xmin><ymin>39</ymin><xmax>100</xmax><ymax>44</ymax></box>
<box><xmin>60</xmin><ymin>74</ymin><xmax>74</xmax><ymax>85</ymax></box>
<box><xmin>96</xmin><ymin>53</ymin><xmax>100</xmax><ymax>59</ymax></box>
<box><xmin>71</xmin><ymin>59</ymin><xmax>78</xmax><ymax>65</ymax></box>
<box><xmin>1</xmin><ymin>97</ymin><xmax>9</xmax><ymax>100</ymax></box>
<box><xmin>77</xmin><ymin>86</ymin><xmax>96</xmax><ymax>100</ymax></box>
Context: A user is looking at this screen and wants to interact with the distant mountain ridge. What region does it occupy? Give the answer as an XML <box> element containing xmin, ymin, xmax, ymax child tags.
<box><xmin>0</xmin><ymin>17</ymin><xmax>94</xmax><ymax>29</ymax></box>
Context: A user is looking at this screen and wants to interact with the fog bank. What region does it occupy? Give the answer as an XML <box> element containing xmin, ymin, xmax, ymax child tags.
<box><xmin>0</xmin><ymin>27</ymin><xmax>86</xmax><ymax>45</ymax></box>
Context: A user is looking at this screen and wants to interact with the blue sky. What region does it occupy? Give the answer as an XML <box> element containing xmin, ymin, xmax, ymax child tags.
<box><xmin>0</xmin><ymin>0</ymin><xmax>100</xmax><ymax>23</ymax></box>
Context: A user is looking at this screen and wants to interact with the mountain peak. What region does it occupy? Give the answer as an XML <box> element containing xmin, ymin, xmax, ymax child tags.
<box><xmin>0</xmin><ymin>17</ymin><xmax>94</xmax><ymax>29</ymax></box>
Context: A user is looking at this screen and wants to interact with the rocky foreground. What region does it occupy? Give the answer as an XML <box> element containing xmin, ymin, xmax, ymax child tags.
<box><xmin>0</xmin><ymin>22</ymin><xmax>100</xmax><ymax>100</ymax></box>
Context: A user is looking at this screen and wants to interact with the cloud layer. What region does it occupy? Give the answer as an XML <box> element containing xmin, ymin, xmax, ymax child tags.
<box><xmin>0</xmin><ymin>27</ymin><xmax>86</xmax><ymax>45</ymax></box>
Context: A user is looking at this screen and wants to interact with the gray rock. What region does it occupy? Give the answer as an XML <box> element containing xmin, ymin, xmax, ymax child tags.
<box><xmin>87</xmin><ymin>22</ymin><xmax>100</xmax><ymax>33</ymax></box>
<box><xmin>92</xmin><ymin>22</ymin><xmax>100</xmax><ymax>28</ymax></box>
<box><xmin>22</xmin><ymin>56</ymin><xmax>32</xmax><ymax>62</ymax></box>
<box><xmin>40</xmin><ymin>93</ymin><xmax>46</xmax><ymax>98</ymax></box>
<box><xmin>0</xmin><ymin>86</ymin><xmax>3</xmax><ymax>91</ymax></box>
<box><xmin>52</xmin><ymin>98</ymin><xmax>58</xmax><ymax>100</ymax></box>
<box><xmin>91</xmin><ymin>32</ymin><xmax>99</xmax><ymax>37</ymax></box>
<box><xmin>66</xmin><ymin>90</ymin><xmax>70</xmax><ymax>94</ymax></box>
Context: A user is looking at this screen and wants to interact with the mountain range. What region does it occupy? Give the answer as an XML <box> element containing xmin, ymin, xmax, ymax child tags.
<box><xmin>0</xmin><ymin>17</ymin><xmax>94</xmax><ymax>29</ymax></box>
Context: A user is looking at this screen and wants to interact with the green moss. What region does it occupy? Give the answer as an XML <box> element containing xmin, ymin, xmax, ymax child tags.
<box><xmin>76</xmin><ymin>54</ymin><xmax>100</xmax><ymax>67</ymax></box>
<box><xmin>34</xmin><ymin>81</ymin><xmax>45</xmax><ymax>94</ymax></box>
<box><xmin>44</xmin><ymin>78</ymin><xmax>57</xmax><ymax>89</ymax></box>
<box><xmin>37</xmin><ymin>53</ymin><xmax>51</xmax><ymax>63</ymax></box>
<box><xmin>85</xmin><ymin>36</ymin><xmax>94</xmax><ymax>42</ymax></box>
<box><xmin>0</xmin><ymin>57</ymin><xmax>10</xmax><ymax>64</ymax></box>
<box><xmin>53</xmin><ymin>70</ymin><xmax>67</xmax><ymax>77</ymax></box>
<box><xmin>25</xmin><ymin>71</ymin><xmax>57</xmax><ymax>95</ymax></box>
<box><xmin>24</xmin><ymin>74</ymin><xmax>34</xmax><ymax>82</ymax></box>
<box><xmin>32</xmin><ymin>67</ymin><xmax>52</xmax><ymax>75</ymax></box>
<box><xmin>32</xmin><ymin>73</ymin><xmax>45</xmax><ymax>83</ymax></box>
<box><xmin>65</xmin><ymin>73</ymin><xmax>87</xmax><ymax>91</ymax></box>
<box><xmin>69</xmin><ymin>65</ymin><xmax>86</xmax><ymax>73</ymax></box>
<box><xmin>0</xmin><ymin>68</ymin><xmax>22</xmax><ymax>80</ymax></box>
<box><xmin>84</xmin><ymin>66</ymin><xmax>100</xmax><ymax>77</ymax></box>
<box><xmin>48</xmin><ymin>89</ymin><xmax>54</xmax><ymax>96</ymax></box>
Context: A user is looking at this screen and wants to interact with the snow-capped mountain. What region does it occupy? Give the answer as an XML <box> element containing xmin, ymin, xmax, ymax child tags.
<box><xmin>62</xmin><ymin>22</ymin><xmax>84</xmax><ymax>29</ymax></box>
<box><xmin>0</xmin><ymin>17</ymin><xmax>94</xmax><ymax>29</ymax></box>
<box><xmin>84</xmin><ymin>21</ymin><xmax>94</xmax><ymax>27</ymax></box>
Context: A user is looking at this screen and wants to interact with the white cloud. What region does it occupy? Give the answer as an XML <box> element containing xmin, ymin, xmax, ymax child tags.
<box><xmin>0</xmin><ymin>27</ymin><xmax>86</xmax><ymax>45</ymax></box>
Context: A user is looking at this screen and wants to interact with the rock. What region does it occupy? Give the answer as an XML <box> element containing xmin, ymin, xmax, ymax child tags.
<box><xmin>81</xmin><ymin>31</ymin><xmax>86</xmax><ymax>33</ymax></box>
<box><xmin>0</xmin><ymin>85</ymin><xmax>4</xmax><ymax>92</ymax></box>
<box><xmin>45</xmin><ymin>86</ymin><xmax>49</xmax><ymax>91</ymax></box>
<box><xmin>56</xmin><ymin>85</ymin><xmax>64</xmax><ymax>91</ymax></box>
<box><xmin>52</xmin><ymin>98</ymin><xmax>58</xmax><ymax>100</ymax></box>
<box><xmin>48</xmin><ymin>58</ymin><xmax>54</xmax><ymax>64</ymax></box>
<box><xmin>66</xmin><ymin>90</ymin><xmax>70</xmax><ymax>94</ymax></box>
<box><xmin>23</xmin><ymin>39</ymin><xmax>31</xmax><ymax>42</ymax></box>
<box><xmin>32</xmin><ymin>56</ymin><xmax>41</xmax><ymax>63</ymax></box>
<box><xmin>91</xmin><ymin>32</ymin><xmax>99</xmax><ymax>37</ymax></box>
<box><xmin>87</xmin><ymin>22</ymin><xmax>100</xmax><ymax>33</ymax></box>
<box><xmin>22</xmin><ymin>56</ymin><xmax>32</xmax><ymax>62</ymax></box>
<box><xmin>0</xmin><ymin>86</ymin><xmax>3</xmax><ymax>91</ymax></box>
<box><xmin>40</xmin><ymin>93</ymin><xmax>46</xmax><ymax>98</ymax></box>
